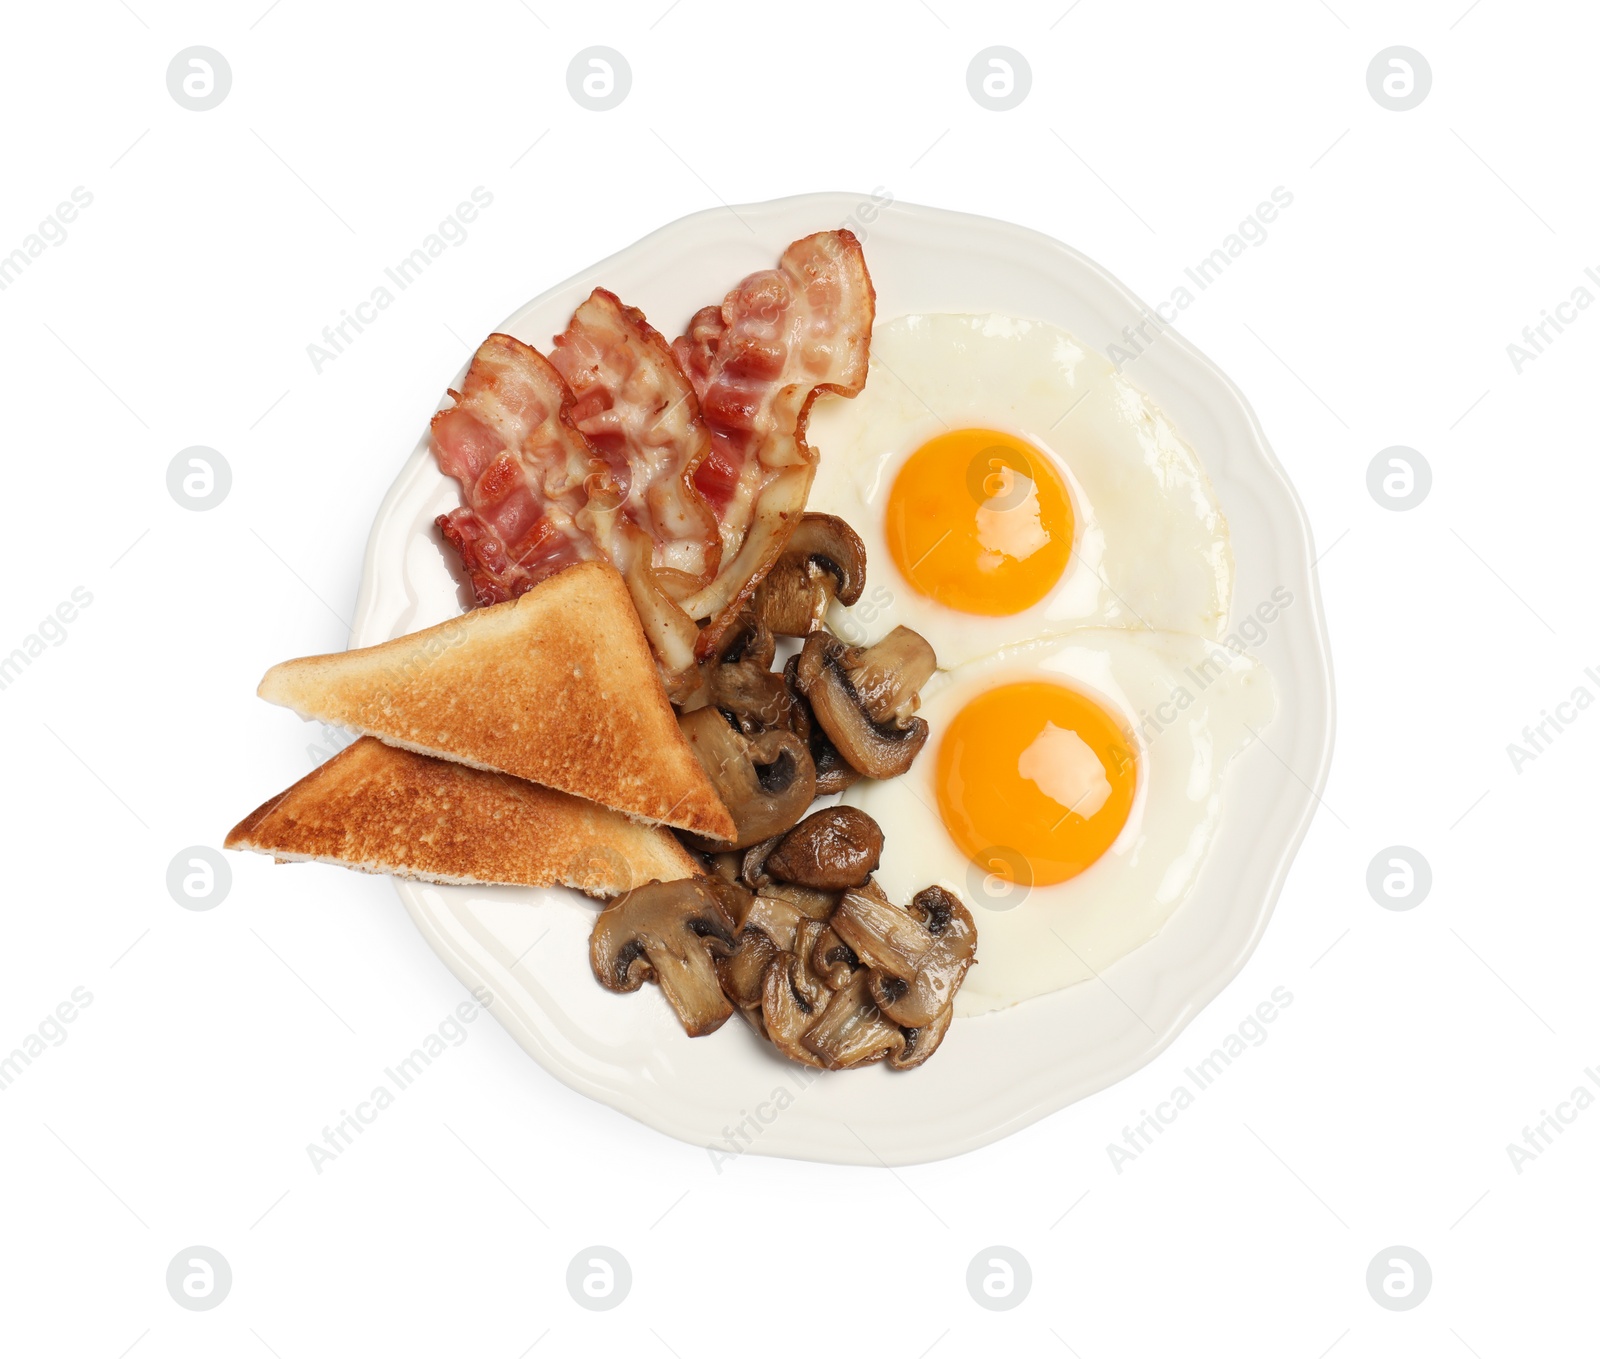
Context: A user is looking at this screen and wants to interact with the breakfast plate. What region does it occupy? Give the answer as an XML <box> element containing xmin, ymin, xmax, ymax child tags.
<box><xmin>349</xmin><ymin>193</ymin><xmax>1334</xmax><ymax>1166</ymax></box>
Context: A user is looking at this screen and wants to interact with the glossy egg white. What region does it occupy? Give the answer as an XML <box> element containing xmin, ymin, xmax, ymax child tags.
<box><xmin>840</xmin><ymin>628</ymin><xmax>1278</xmax><ymax>1016</ymax></box>
<box><xmin>805</xmin><ymin>313</ymin><xmax>1234</xmax><ymax>667</ymax></box>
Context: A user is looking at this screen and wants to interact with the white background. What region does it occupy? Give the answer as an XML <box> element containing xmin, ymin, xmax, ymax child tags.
<box><xmin>2</xmin><ymin>0</ymin><xmax>1595</xmax><ymax>1354</ymax></box>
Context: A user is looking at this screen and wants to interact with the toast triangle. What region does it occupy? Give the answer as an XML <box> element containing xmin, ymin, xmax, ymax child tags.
<box><xmin>257</xmin><ymin>561</ymin><xmax>735</xmax><ymax>842</ymax></box>
<box><xmin>226</xmin><ymin>737</ymin><xmax>700</xmax><ymax>896</ymax></box>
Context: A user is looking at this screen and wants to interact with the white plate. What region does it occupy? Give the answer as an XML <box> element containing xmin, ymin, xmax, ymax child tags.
<box><xmin>350</xmin><ymin>193</ymin><xmax>1335</xmax><ymax>1166</ymax></box>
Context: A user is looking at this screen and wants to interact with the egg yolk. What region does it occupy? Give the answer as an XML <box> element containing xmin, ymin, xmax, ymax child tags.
<box><xmin>936</xmin><ymin>681</ymin><xmax>1136</xmax><ymax>888</ymax></box>
<box><xmin>885</xmin><ymin>428</ymin><xmax>1073</xmax><ymax>616</ymax></box>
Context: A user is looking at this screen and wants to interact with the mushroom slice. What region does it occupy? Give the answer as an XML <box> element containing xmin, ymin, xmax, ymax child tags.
<box><xmin>794</xmin><ymin>629</ymin><xmax>936</xmax><ymax>780</ymax></box>
<box><xmin>705</xmin><ymin>614</ymin><xmax>800</xmax><ymax>736</ymax></box>
<box><xmin>840</xmin><ymin>626</ymin><xmax>938</xmax><ymax>726</ymax></box>
<box><xmin>810</xmin><ymin>924</ymin><xmax>859</xmax><ymax>990</ymax></box>
<box><xmin>754</xmin><ymin>514</ymin><xmax>868</xmax><ymax>637</ymax></box>
<box><xmin>764</xmin><ymin>806</ymin><xmax>884</xmax><ymax>890</ymax></box>
<box><xmin>801</xmin><ymin>971</ymin><xmax>905</xmax><ymax>1070</ymax></box>
<box><xmin>589</xmin><ymin>879</ymin><xmax>743</xmax><ymax>1037</ymax></box>
<box><xmin>703</xmin><ymin>875</ymin><xmax>754</xmax><ymax>921</ymax></box>
<box><xmin>742</xmin><ymin>892</ymin><xmax>810</xmax><ymax>951</ymax></box>
<box><xmin>888</xmin><ymin>1002</ymin><xmax>953</xmax><ymax>1071</ymax></box>
<box><xmin>758</xmin><ymin>880</ymin><xmax>840</xmax><ymax>921</ymax></box>
<box><xmin>711</xmin><ymin>660</ymin><xmax>801</xmax><ymax>737</ymax></box>
<box><xmin>679</xmin><ymin>708</ymin><xmax>817</xmax><ymax>850</ymax></box>
<box><xmin>710</xmin><ymin>609</ymin><xmax>776</xmax><ymax>672</ymax></box>
<box><xmin>761</xmin><ymin>949</ymin><xmax>830</xmax><ymax>1068</ymax></box>
<box><xmin>783</xmin><ymin>653</ymin><xmax>858</xmax><ymax>794</ymax></box>
<box><xmin>716</xmin><ymin>891</ymin><xmax>808</xmax><ymax>1014</ymax></box>
<box><xmin>808</xmin><ymin>726</ymin><xmax>862</xmax><ymax>795</ymax></box>
<box><xmin>707</xmin><ymin>851</ymin><xmax>743</xmax><ymax>885</ymax></box>
<box><xmin>832</xmin><ymin>884</ymin><xmax>977</xmax><ymax>1029</ymax></box>
<box><xmin>739</xmin><ymin>835</ymin><xmax>781</xmax><ymax>889</ymax></box>
<box><xmin>717</xmin><ymin>929</ymin><xmax>781</xmax><ymax>1016</ymax></box>
<box><xmin>795</xmin><ymin>919</ymin><xmax>830</xmax><ymax>968</ymax></box>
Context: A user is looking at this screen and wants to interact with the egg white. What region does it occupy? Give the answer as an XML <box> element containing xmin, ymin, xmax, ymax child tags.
<box><xmin>839</xmin><ymin>629</ymin><xmax>1278</xmax><ymax>1016</ymax></box>
<box><xmin>805</xmin><ymin>313</ymin><xmax>1234</xmax><ymax>668</ymax></box>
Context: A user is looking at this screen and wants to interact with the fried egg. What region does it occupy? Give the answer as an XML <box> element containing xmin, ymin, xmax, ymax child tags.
<box><xmin>805</xmin><ymin>314</ymin><xmax>1234</xmax><ymax>666</ymax></box>
<box><xmin>839</xmin><ymin>629</ymin><xmax>1277</xmax><ymax>1016</ymax></box>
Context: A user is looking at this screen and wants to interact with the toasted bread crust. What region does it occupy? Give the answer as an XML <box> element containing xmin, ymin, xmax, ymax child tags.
<box><xmin>256</xmin><ymin>561</ymin><xmax>735</xmax><ymax>842</ymax></box>
<box><xmin>226</xmin><ymin>737</ymin><xmax>700</xmax><ymax>897</ymax></box>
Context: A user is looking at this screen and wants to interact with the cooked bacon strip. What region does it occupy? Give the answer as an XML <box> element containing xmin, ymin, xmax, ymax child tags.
<box><xmin>672</xmin><ymin>230</ymin><xmax>875</xmax><ymax>657</ymax></box>
<box><xmin>674</xmin><ymin>306</ymin><xmax>737</xmax><ymax>509</ymax></box>
<box><xmin>431</xmin><ymin>334</ymin><xmax>600</xmax><ymax>604</ymax></box>
<box><xmin>549</xmin><ymin>289</ymin><xmax>721</xmax><ymax>593</ymax></box>
<box><xmin>547</xmin><ymin>290</ymin><xmax>721</xmax><ymax>690</ymax></box>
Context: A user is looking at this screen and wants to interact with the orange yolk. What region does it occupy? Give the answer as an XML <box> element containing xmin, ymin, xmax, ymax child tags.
<box><xmin>936</xmin><ymin>681</ymin><xmax>1137</xmax><ymax>887</ymax></box>
<box><xmin>885</xmin><ymin>428</ymin><xmax>1073</xmax><ymax>616</ymax></box>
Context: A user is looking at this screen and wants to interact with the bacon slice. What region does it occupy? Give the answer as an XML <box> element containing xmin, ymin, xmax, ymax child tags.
<box><xmin>675</xmin><ymin>306</ymin><xmax>736</xmax><ymax>507</ymax></box>
<box><xmin>430</xmin><ymin>334</ymin><xmax>600</xmax><ymax>604</ymax></box>
<box><xmin>549</xmin><ymin>289</ymin><xmax>721</xmax><ymax>592</ymax></box>
<box><xmin>546</xmin><ymin>289</ymin><xmax>724</xmax><ymax>689</ymax></box>
<box><xmin>673</xmin><ymin>230</ymin><xmax>875</xmax><ymax>656</ymax></box>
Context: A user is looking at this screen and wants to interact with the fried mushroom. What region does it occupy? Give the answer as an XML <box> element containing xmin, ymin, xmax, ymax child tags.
<box><xmin>840</xmin><ymin>625</ymin><xmax>938</xmax><ymax>726</ymax></box>
<box><xmin>679</xmin><ymin>707</ymin><xmax>817</xmax><ymax>849</ymax></box>
<box><xmin>589</xmin><ymin>878</ymin><xmax>744</xmax><ymax>1037</ymax></box>
<box><xmin>701</xmin><ymin>612</ymin><xmax>803</xmax><ymax>736</ymax></box>
<box><xmin>794</xmin><ymin>627</ymin><xmax>937</xmax><ymax>780</ymax></box>
<box><xmin>808</xmin><ymin>726</ymin><xmax>862</xmax><ymax>795</ymax></box>
<box><xmin>706</xmin><ymin>851</ymin><xmax>742</xmax><ymax>884</ymax></box>
<box><xmin>717</xmin><ymin>930</ymin><xmax>778</xmax><ymax>1017</ymax></box>
<box><xmin>761</xmin><ymin>941</ymin><xmax>832</xmax><ymax>1068</ymax></box>
<box><xmin>753</xmin><ymin>514</ymin><xmax>867</xmax><ymax>637</ymax></box>
<box><xmin>736</xmin><ymin>836</ymin><xmax>847</xmax><ymax>909</ymax></box>
<box><xmin>764</xmin><ymin>806</ymin><xmax>884</xmax><ymax>890</ymax></box>
<box><xmin>715</xmin><ymin>891</ymin><xmax>811</xmax><ymax>1016</ymax></box>
<box><xmin>758</xmin><ymin>881</ymin><xmax>840</xmax><ymax>920</ymax></box>
<box><xmin>739</xmin><ymin>835</ymin><xmax>780</xmax><ymax>889</ymax></box>
<box><xmin>754</xmin><ymin>925</ymin><xmax>952</xmax><ymax>1070</ymax></box>
<box><xmin>801</xmin><ymin>971</ymin><xmax>906</xmax><ymax>1070</ymax></box>
<box><xmin>832</xmin><ymin>884</ymin><xmax>977</xmax><ymax>1029</ymax></box>
<box><xmin>783</xmin><ymin>653</ymin><xmax>859</xmax><ymax>794</ymax></box>
<box><xmin>711</xmin><ymin>664</ymin><xmax>801</xmax><ymax>737</ymax></box>
<box><xmin>710</xmin><ymin>609</ymin><xmax>777</xmax><ymax>671</ymax></box>
<box><xmin>888</xmin><ymin>1001</ymin><xmax>953</xmax><ymax>1071</ymax></box>
<box><xmin>809</xmin><ymin>924</ymin><xmax>859</xmax><ymax>990</ymax></box>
